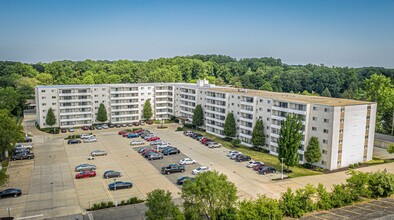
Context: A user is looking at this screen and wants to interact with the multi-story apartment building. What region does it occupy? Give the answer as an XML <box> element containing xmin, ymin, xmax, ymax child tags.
<box><xmin>35</xmin><ymin>79</ymin><xmax>376</xmax><ymax>170</ymax></box>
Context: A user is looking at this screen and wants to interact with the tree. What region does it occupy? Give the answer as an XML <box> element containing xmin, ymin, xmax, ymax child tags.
<box><xmin>387</xmin><ymin>144</ymin><xmax>394</xmax><ymax>154</ymax></box>
<box><xmin>82</xmin><ymin>75</ymin><xmax>95</xmax><ymax>84</ymax></box>
<box><xmin>143</xmin><ymin>99</ymin><xmax>153</xmax><ymax>120</ymax></box>
<box><xmin>192</xmin><ymin>104</ymin><xmax>204</xmax><ymax>127</ymax></box>
<box><xmin>251</xmin><ymin>119</ymin><xmax>265</xmax><ymax>149</ymax></box>
<box><xmin>277</xmin><ymin>114</ymin><xmax>303</xmax><ymax>169</ymax></box>
<box><xmin>0</xmin><ymin>87</ymin><xmax>20</xmax><ymax>113</ymax></box>
<box><xmin>321</xmin><ymin>87</ymin><xmax>332</xmax><ymax>97</ymax></box>
<box><xmin>304</xmin><ymin>137</ymin><xmax>322</xmax><ymax>165</ymax></box>
<box><xmin>237</xmin><ymin>195</ymin><xmax>282</xmax><ymax>220</ymax></box>
<box><xmin>231</xmin><ymin>139</ymin><xmax>241</xmax><ymax>147</ymax></box>
<box><xmin>181</xmin><ymin>171</ymin><xmax>237</xmax><ymax>220</ymax></box>
<box><xmin>45</xmin><ymin>108</ymin><xmax>57</xmax><ymax>129</ymax></box>
<box><xmin>96</xmin><ymin>103</ymin><xmax>108</xmax><ymax>123</ymax></box>
<box><xmin>0</xmin><ymin>110</ymin><xmax>24</xmax><ymax>159</ymax></box>
<box><xmin>224</xmin><ymin>112</ymin><xmax>236</xmax><ymax>138</ymax></box>
<box><xmin>145</xmin><ymin>189</ymin><xmax>184</xmax><ymax>220</ymax></box>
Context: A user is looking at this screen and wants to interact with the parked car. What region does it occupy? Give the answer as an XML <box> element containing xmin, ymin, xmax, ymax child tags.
<box><xmin>84</xmin><ymin>137</ymin><xmax>97</xmax><ymax>143</ymax></box>
<box><xmin>227</xmin><ymin>151</ymin><xmax>240</xmax><ymax>157</ymax></box>
<box><xmin>12</xmin><ymin>152</ymin><xmax>34</xmax><ymax>160</ymax></box>
<box><xmin>140</xmin><ymin>121</ymin><xmax>145</xmax><ymax>126</ymax></box>
<box><xmin>161</xmin><ymin>164</ymin><xmax>185</xmax><ymax>175</ymax></box>
<box><xmin>88</xmin><ymin>125</ymin><xmax>95</xmax><ymax>130</ymax></box>
<box><xmin>15</xmin><ymin>143</ymin><xmax>33</xmax><ymax>150</ymax></box>
<box><xmin>148</xmin><ymin>153</ymin><xmax>163</xmax><ymax>160</ymax></box>
<box><xmin>118</xmin><ymin>130</ymin><xmax>129</xmax><ymax>135</ymax></box>
<box><xmin>176</xmin><ymin>176</ymin><xmax>194</xmax><ymax>185</ymax></box>
<box><xmin>102</xmin><ymin>124</ymin><xmax>109</xmax><ymax>129</ymax></box>
<box><xmin>201</xmin><ymin>138</ymin><xmax>210</xmax><ymax>144</ymax></box>
<box><xmin>160</xmin><ymin>146</ymin><xmax>175</xmax><ymax>153</ymax></box>
<box><xmin>69</xmin><ymin>127</ymin><xmax>75</xmax><ymax>132</ymax></box>
<box><xmin>126</xmin><ymin>123</ymin><xmax>133</xmax><ymax>127</ymax></box>
<box><xmin>0</xmin><ymin>188</ymin><xmax>22</xmax><ymax>199</ymax></box>
<box><xmin>192</xmin><ymin>166</ymin><xmax>211</xmax><ymax>175</ymax></box>
<box><xmin>247</xmin><ymin>161</ymin><xmax>263</xmax><ymax>168</ymax></box>
<box><xmin>95</xmin><ymin>125</ymin><xmax>102</xmax><ymax>130</ymax></box>
<box><xmin>14</xmin><ymin>148</ymin><xmax>29</xmax><ymax>154</ymax></box>
<box><xmin>144</xmin><ymin>151</ymin><xmax>158</xmax><ymax>158</ymax></box>
<box><xmin>90</xmin><ymin>150</ymin><xmax>108</xmax><ymax>157</ymax></box>
<box><xmin>68</xmin><ymin>139</ymin><xmax>81</xmax><ymax>144</ymax></box>
<box><xmin>130</xmin><ymin>140</ymin><xmax>144</xmax><ymax>145</ymax></box>
<box><xmin>253</xmin><ymin>163</ymin><xmax>266</xmax><ymax>171</ymax></box>
<box><xmin>204</xmin><ymin>141</ymin><xmax>215</xmax><ymax>146</ymax></box>
<box><xmin>133</xmin><ymin>129</ymin><xmax>144</xmax><ymax>134</ymax></box>
<box><xmin>208</xmin><ymin>142</ymin><xmax>222</xmax><ymax>148</ymax></box>
<box><xmin>121</xmin><ymin>124</ymin><xmax>127</xmax><ymax>127</ymax></box>
<box><xmin>75</xmin><ymin>170</ymin><xmax>96</xmax><ymax>179</ymax></box>
<box><xmin>150</xmin><ymin>140</ymin><xmax>164</xmax><ymax>146</ymax></box>
<box><xmin>179</xmin><ymin>158</ymin><xmax>196</xmax><ymax>165</ymax></box>
<box><xmin>115</xmin><ymin>124</ymin><xmax>122</xmax><ymax>128</ymax></box>
<box><xmin>132</xmin><ymin>122</ymin><xmax>140</xmax><ymax>126</ymax></box>
<box><xmin>143</xmin><ymin>134</ymin><xmax>156</xmax><ymax>139</ymax></box>
<box><xmin>156</xmin><ymin>143</ymin><xmax>172</xmax><ymax>151</ymax></box>
<box><xmin>196</xmin><ymin>136</ymin><xmax>205</xmax><ymax>141</ymax></box>
<box><xmin>108</xmin><ymin>181</ymin><xmax>133</xmax><ymax>190</ymax></box>
<box><xmin>75</xmin><ymin>164</ymin><xmax>96</xmax><ymax>172</ymax></box>
<box><xmin>257</xmin><ymin>166</ymin><xmax>277</xmax><ymax>175</ymax></box>
<box><xmin>103</xmin><ymin>170</ymin><xmax>122</xmax><ymax>178</ymax></box>
<box><xmin>127</xmin><ymin>133</ymin><xmax>139</xmax><ymax>138</ymax></box>
<box><xmin>146</xmin><ymin>136</ymin><xmax>160</xmax><ymax>142</ymax></box>
<box><xmin>61</xmin><ymin>128</ymin><xmax>67</xmax><ymax>133</ymax></box>
<box><xmin>81</xmin><ymin>126</ymin><xmax>89</xmax><ymax>131</ymax></box>
<box><xmin>141</xmin><ymin>148</ymin><xmax>157</xmax><ymax>156</ymax></box>
<box><xmin>183</xmin><ymin>131</ymin><xmax>193</xmax><ymax>136</ymax></box>
<box><xmin>163</xmin><ymin>148</ymin><xmax>180</xmax><ymax>155</ymax></box>
<box><xmin>235</xmin><ymin>154</ymin><xmax>251</xmax><ymax>162</ymax></box>
<box><xmin>108</xmin><ymin>123</ymin><xmax>115</xmax><ymax>128</ymax></box>
<box><xmin>81</xmin><ymin>134</ymin><xmax>94</xmax><ymax>139</ymax></box>
<box><xmin>230</xmin><ymin>153</ymin><xmax>242</xmax><ymax>159</ymax></box>
<box><xmin>123</xmin><ymin>132</ymin><xmax>132</xmax><ymax>137</ymax></box>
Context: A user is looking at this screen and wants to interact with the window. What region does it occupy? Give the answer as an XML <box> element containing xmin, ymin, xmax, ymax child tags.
<box><xmin>267</xmin><ymin>100</ymin><xmax>271</xmax><ymax>104</ymax></box>
<box><xmin>321</xmin><ymin>161</ymin><xmax>326</xmax><ymax>165</ymax></box>
<box><xmin>324</xmin><ymin>119</ymin><xmax>329</xmax><ymax>123</ymax></box>
<box><xmin>366</xmin><ymin>126</ymin><xmax>369</xmax><ymax>130</ymax></box>
<box><xmin>141</xmin><ymin>87</ymin><xmax>144</xmax><ymax>90</ymax></box>
<box><xmin>323</xmin><ymin>129</ymin><xmax>329</xmax><ymax>133</ymax></box>
<box><xmin>232</xmin><ymin>103</ymin><xmax>234</xmax><ymax>106</ymax></box>
<box><xmin>313</xmin><ymin>106</ymin><xmax>318</xmax><ymax>111</ymax></box>
<box><xmin>260</xmin><ymin>99</ymin><xmax>263</xmax><ymax>102</ymax></box>
<box><xmin>266</xmin><ymin>126</ymin><xmax>269</xmax><ymax>129</ymax></box>
<box><xmin>52</xmin><ymin>90</ymin><xmax>55</xmax><ymax>92</ymax></box>
<box><xmin>95</xmin><ymin>101</ymin><xmax>98</xmax><ymax>103</ymax></box>
<box><xmin>312</xmin><ymin>127</ymin><xmax>317</xmax><ymax>131</ymax></box>
<box><xmin>339</xmin><ymin>140</ymin><xmax>343</xmax><ymax>144</ymax></box>
<box><xmin>42</xmin><ymin>97</ymin><xmax>46</xmax><ymax>99</ymax></box>
<box><xmin>367</xmin><ymin>106</ymin><xmax>371</xmax><ymax>110</ymax></box>
<box><xmin>365</xmin><ymin>136</ymin><xmax>369</xmax><ymax>139</ymax></box>
<box><xmin>259</xmin><ymin>108</ymin><xmax>262</xmax><ymax>111</ymax></box>
<box><xmin>42</xmin><ymin>103</ymin><xmax>46</xmax><ymax>106</ymax></box>
<box><xmin>322</xmin><ymin>150</ymin><xmax>327</xmax><ymax>154</ymax></box>
<box><xmin>324</xmin><ymin>108</ymin><xmax>329</xmax><ymax>113</ymax></box>
<box><xmin>148</xmin><ymin>87</ymin><xmax>151</xmax><ymax>89</ymax></box>
<box><xmin>367</xmin><ymin>116</ymin><xmax>370</xmax><ymax>119</ymax></box>
<box><xmin>102</xmin><ymin>88</ymin><xmax>106</xmax><ymax>91</ymax></box>
<box><xmin>323</xmin><ymin>139</ymin><xmax>328</xmax><ymax>144</ymax></box>
<box><xmin>340</xmin><ymin>119</ymin><xmax>344</xmax><ymax>123</ymax></box>
<box><xmin>339</xmin><ymin>129</ymin><xmax>343</xmax><ymax>134</ymax></box>
<box><xmin>52</xmin><ymin>96</ymin><xmax>56</xmax><ymax>99</ymax></box>
<box><xmin>95</xmin><ymin>95</ymin><xmax>98</xmax><ymax>97</ymax></box>
<box><xmin>141</xmin><ymin>93</ymin><xmax>144</xmax><ymax>95</ymax></box>
<box><xmin>41</xmin><ymin>90</ymin><xmax>46</xmax><ymax>92</ymax></box>
<box><xmin>43</xmin><ymin>109</ymin><xmax>47</xmax><ymax>113</ymax></box>
<box><xmin>102</xmin><ymin>95</ymin><xmax>105</xmax><ymax>97</ymax></box>
<box><xmin>148</xmin><ymin>93</ymin><xmax>151</xmax><ymax>95</ymax></box>
<box><xmin>52</xmin><ymin>103</ymin><xmax>56</xmax><ymax>105</ymax></box>
<box><xmin>312</xmin><ymin>117</ymin><xmax>317</xmax><ymax>121</ymax></box>
<box><xmin>95</xmin><ymin>107</ymin><xmax>98</xmax><ymax>109</ymax></box>
<box><xmin>267</xmin><ymin>109</ymin><xmax>271</xmax><ymax>112</ymax></box>
<box><xmin>267</xmin><ymin>117</ymin><xmax>270</xmax><ymax>121</ymax></box>
<box><xmin>341</xmin><ymin>107</ymin><xmax>345</xmax><ymax>112</ymax></box>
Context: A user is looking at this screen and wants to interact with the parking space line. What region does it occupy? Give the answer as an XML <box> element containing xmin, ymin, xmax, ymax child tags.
<box><xmin>16</xmin><ymin>214</ymin><xmax>44</xmax><ymax>220</ymax></box>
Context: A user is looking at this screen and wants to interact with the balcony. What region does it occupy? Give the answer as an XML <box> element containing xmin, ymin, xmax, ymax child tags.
<box><xmin>111</xmin><ymin>96</ymin><xmax>138</xmax><ymax>100</ymax></box>
<box><xmin>59</xmin><ymin>92</ymin><xmax>91</xmax><ymax>96</ymax></box>
<box><xmin>60</xmin><ymin>117</ymin><xmax>92</xmax><ymax>122</ymax></box>
<box><xmin>270</xmin><ymin>132</ymin><xmax>280</xmax><ymax>138</ymax></box>
<box><xmin>111</xmin><ymin>114</ymin><xmax>138</xmax><ymax>118</ymax></box>
<box><xmin>205</xmin><ymin>108</ymin><xmax>226</xmax><ymax>116</ymax></box>
<box><xmin>271</xmin><ymin>123</ymin><xmax>281</xmax><ymax>129</ymax></box>
<box><xmin>270</xmin><ymin>141</ymin><xmax>278</xmax><ymax>147</ymax></box>
<box><xmin>239</xmin><ymin>124</ymin><xmax>253</xmax><ymax>131</ymax></box>
<box><xmin>59</xmin><ymin>111</ymin><xmax>92</xmax><ymax>116</ymax></box>
<box><xmin>272</xmin><ymin>105</ymin><xmax>307</xmax><ymax>115</ymax></box>
<box><xmin>59</xmin><ymin>98</ymin><xmax>92</xmax><ymax>103</ymax></box>
<box><xmin>240</xmin><ymin>100</ymin><xmax>254</xmax><ymax>106</ymax></box>
<box><xmin>240</xmin><ymin>132</ymin><xmax>252</xmax><ymax>139</ymax></box>
<box><xmin>110</xmin><ymin>90</ymin><xmax>138</xmax><ymax>94</ymax></box>
<box><xmin>59</xmin><ymin>104</ymin><xmax>91</xmax><ymax>109</ymax></box>
<box><xmin>240</xmin><ymin>108</ymin><xmax>253</xmax><ymax>114</ymax></box>
<box><xmin>206</xmin><ymin>123</ymin><xmax>224</xmax><ymax>131</ymax></box>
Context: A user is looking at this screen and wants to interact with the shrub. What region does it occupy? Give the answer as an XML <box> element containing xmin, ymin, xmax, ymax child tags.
<box><xmin>330</xmin><ymin>184</ymin><xmax>354</xmax><ymax>208</ymax></box>
<box><xmin>346</xmin><ymin>170</ymin><xmax>371</xmax><ymax>199</ymax></box>
<box><xmin>223</xmin><ymin>137</ymin><xmax>232</xmax><ymax>142</ymax></box>
<box><xmin>353</xmin><ymin>163</ymin><xmax>359</xmax><ymax>168</ymax></box>
<box><xmin>176</xmin><ymin>127</ymin><xmax>183</xmax><ymax>131</ymax></box>
<box><xmin>91</xmin><ymin>203</ymin><xmax>100</xmax><ymax>211</ymax></box>
<box><xmin>231</xmin><ymin>139</ymin><xmax>241</xmax><ymax>147</ymax></box>
<box><xmin>358</xmin><ymin>162</ymin><xmax>363</xmax><ymax>166</ymax></box>
<box><xmin>368</xmin><ymin>171</ymin><xmax>394</xmax><ymax>198</ymax></box>
<box><xmin>107</xmin><ymin>201</ymin><xmax>114</xmax><ymax>207</ymax></box>
<box><xmin>100</xmin><ymin>201</ymin><xmax>108</xmax><ymax>209</ymax></box>
<box><xmin>174</xmin><ymin>118</ymin><xmax>180</xmax><ymax>123</ymax></box>
<box><xmin>183</xmin><ymin>123</ymin><xmax>195</xmax><ymax>129</ymax></box>
<box><xmin>279</xmin><ymin>185</ymin><xmax>317</xmax><ymax>218</ymax></box>
<box><xmin>237</xmin><ymin>195</ymin><xmax>282</xmax><ymax>220</ymax></box>
<box><xmin>128</xmin><ymin>196</ymin><xmax>144</xmax><ymax>204</ymax></box>
<box><xmin>120</xmin><ymin>200</ymin><xmax>126</xmax><ymax>206</ymax></box>
<box><xmin>349</xmin><ymin>164</ymin><xmax>354</xmax><ymax>169</ymax></box>
<box><xmin>316</xmin><ymin>183</ymin><xmax>332</xmax><ymax>210</ymax></box>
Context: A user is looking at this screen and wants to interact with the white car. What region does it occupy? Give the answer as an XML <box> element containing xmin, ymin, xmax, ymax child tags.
<box><xmin>81</xmin><ymin>134</ymin><xmax>94</xmax><ymax>139</ymax></box>
<box><xmin>130</xmin><ymin>140</ymin><xmax>144</xmax><ymax>145</ymax></box>
<box><xmin>179</xmin><ymin>158</ymin><xmax>196</xmax><ymax>165</ymax></box>
<box><xmin>246</xmin><ymin>160</ymin><xmax>263</xmax><ymax>168</ymax></box>
<box><xmin>227</xmin><ymin>151</ymin><xmax>240</xmax><ymax>157</ymax></box>
<box><xmin>208</xmin><ymin>143</ymin><xmax>222</xmax><ymax>148</ymax></box>
<box><xmin>150</xmin><ymin>140</ymin><xmax>164</xmax><ymax>146</ymax></box>
<box><xmin>156</xmin><ymin>143</ymin><xmax>172</xmax><ymax>150</ymax></box>
<box><xmin>192</xmin><ymin>166</ymin><xmax>211</xmax><ymax>175</ymax></box>
<box><xmin>15</xmin><ymin>144</ymin><xmax>33</xmax><ymax>150</ymax></box>
<box><xmin>230</xmin><ymin>153</ymin><xmax>242</xmax><ymax>160</ymax></box>
<box><xmin>102</xmin><ymin>124</ymin><xmax>109</xmax><ymax>129</ymax></box>
<box><xmin>90</xmin><ymin>150</ymin><xmax>107</xmax><ymax>157</ymax></box>
<box><xmin>84</xmin><ymin>137</ymin><xmax>97</xmax><ymax>143</ymax></box>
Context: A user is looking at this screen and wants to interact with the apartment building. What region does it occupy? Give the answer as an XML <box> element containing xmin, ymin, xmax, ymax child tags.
<box><xmin>35</xmin><ymin>80</ymin><xmax>376</xmax><ymax>170</ymax></box>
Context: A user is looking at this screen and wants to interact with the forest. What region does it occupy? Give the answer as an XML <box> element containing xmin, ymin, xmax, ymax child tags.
<box><xmin>0</xmin><ymin>54</ymin><xmax>393</xmax><ymax>134</ymax></box>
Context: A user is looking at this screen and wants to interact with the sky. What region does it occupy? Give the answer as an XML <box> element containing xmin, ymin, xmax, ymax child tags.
<box><xmin>0</xmin><ymin>0</ymin><xmax>393</xmax><ymax>68</ymax></box>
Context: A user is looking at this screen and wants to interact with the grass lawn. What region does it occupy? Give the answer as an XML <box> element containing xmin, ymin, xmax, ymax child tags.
<box><xmin>0</xmin><ymin>160</ymin><xmax>10</xmax><ymax>186</ymax></box>
<box><xmin>187</xmin><ymin>128</ymin><xmax>321</xmax><ymax>178</ymax></box>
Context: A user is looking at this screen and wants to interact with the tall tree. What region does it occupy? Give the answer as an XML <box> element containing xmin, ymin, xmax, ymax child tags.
<box><xmin>143</xmin><ymin>99</ymin><xmax>153</xmax><ymax>120</ymax></box>
<box><xmin>145</xmin><ymin>189</ymin><xmax>184</xmax><ymax>220</ymax></box>
<box><xmin>321</xmin><ymin>87</ymin><xmax>332</xmax><ymax>97</ymax></box>
<box><xmin>224</xmin><ymin>112</ymin><xmax>236</xmax><ymax>138</ymax></box>
<box><xmin>304</xmin><ymin>137</ymin><xmax>322</xmax><ymax>165</ymax></box>
<box><xmin>0</xmin><ymin>110</ymin><xmax>24</xmax><ymax>159</ymax></box>
<box><xmin>192</xmin><ymin>104</ymin><xmax>204</xmax><ymax>127</ymax></box>
<box><xmin>45</xmin><ymin>107</ymin><xmax>57</xmax><ymax>129</ymax></box>
<box><xmin>278</xmin><ymin>114</ymin><xmax>303</xmax><ymax>169</ymax></box>
<box><xmin>96</xmin><ymin>103</ymin><xmax>108</xmax><ymax>123</ymax></box>
<box><xmin>251</xmin><ymin>119</ymin><xmax>265</xmax><ymax>149</ymax></box>
<box><xmin>181</xmin><ymin>171</ymin><xmax>237</xmax><ymax>220</ymax></box>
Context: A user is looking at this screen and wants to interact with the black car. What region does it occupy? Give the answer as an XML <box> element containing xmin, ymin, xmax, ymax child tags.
<box><xmin>12</xmin><ymin>152</ymin><xmax>34</xmax><ymax>160</ymax></box>
<box><xmin>68</xmin><ymin>139</ymin><xmax>81</xmax><ymax>144</ymax></box>
<box><xmin>108</xmin><ymin>181</ymin><xmax>133</xmax><ymax>190</ymax></box>
<box><xmin>108</xmin><ymin>124</ymin><xmax>115</xmax><ymax>128</ymax></box>
<box><xmin>257</xmin><ymin>166</ymin><xmax>277</xmax><ymax>175</ymax></box>
<box><xmin>24</xmin><ymin>137</ymin><xmax>32</xmax><ymax>143</ymax></box>
<box><xmin>0</xmin><ymin>188</ymin><xmax>22</xmax><ymax>199</ymax></box>
<box><xmin>88</xmin><ymin>125</ymin><xmax>95</xmax><ymax>130</ymax></box>
<box><xmin>103</xmin><ymin>170</ymin><xmax>122</xmax><ymax>178</ymax></box>
<box><xmin>176</xmin><ymin>176</ymin><xmax>195</xmax><ymax>185</ymax></box>
<box><xmin>163</xmin><ymin>148</ymin><xmax>180</xmax><ymax>155</ymax></box>
<box><xmin>138</xmin><ymin>147</ymin><xmax>150</xmax><ymax>153</ymax></box>
<box><xmin>115</xmin><ymin>124</ymin><xmax>122</xmax><ymax>128</ymax></box>
<box><xmin>235</xmin><ymin>154</ymin><xmax>251</xmax><ymax>162</ymax></box>
<box><xmin>144</xmin><ymin>151</ymin><xmax>157</xmax><ymax>158</ymax></box>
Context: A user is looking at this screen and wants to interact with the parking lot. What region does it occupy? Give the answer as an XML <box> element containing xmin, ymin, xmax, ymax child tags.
<box><xmin>0</xmin><ymin>119</ymin><xmax>281</xmax><ymax>219</ymax></box>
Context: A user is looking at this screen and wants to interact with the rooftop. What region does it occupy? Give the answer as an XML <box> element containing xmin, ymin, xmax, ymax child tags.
<box><xmin>208</xmin><ymin>87</ymin><xmax>374</xmax><ymax>106</ymax></box>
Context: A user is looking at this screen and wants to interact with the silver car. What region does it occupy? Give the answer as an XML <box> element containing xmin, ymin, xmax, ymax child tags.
<box><xmin>90</xmin><ymin>150</ymin><xmax>108</xmax><ymax>157</ymax></box>
<box><xmin>75</xmin><ymin>164</ymin><xmax>96</xmax><ymax>172</ymax></box>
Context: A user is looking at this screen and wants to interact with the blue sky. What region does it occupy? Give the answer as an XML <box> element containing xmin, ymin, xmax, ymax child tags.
<box><xmin>0</xmin><ymin>0</ymin><xmax>393</xmax><ymax>67</ymax></box>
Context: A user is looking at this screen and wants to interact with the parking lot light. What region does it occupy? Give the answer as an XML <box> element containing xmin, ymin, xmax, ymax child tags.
<box><xmin>281</xmin><ymin>158</ymin><xmax>284</xmax><ymax>180</ymax></box>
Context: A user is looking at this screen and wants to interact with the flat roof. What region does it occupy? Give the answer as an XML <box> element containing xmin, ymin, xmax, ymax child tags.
<box><xmin>35</xmin><ymin>82</ymin><xmax>197</xmax><ymax>89</ymax></box>
<box><xmin>208</xmin><ymin>87</ymin><xmax>374</xmax><ymax>107</ymax></box>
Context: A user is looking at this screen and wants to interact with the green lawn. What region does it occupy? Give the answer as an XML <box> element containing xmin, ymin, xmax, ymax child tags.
<box><xmin>188</xmin><ymin>129</ymin><xmax>321</xmax><ymax>178</ymax></box>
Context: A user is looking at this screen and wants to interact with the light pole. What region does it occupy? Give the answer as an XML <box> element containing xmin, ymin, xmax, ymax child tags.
<box><xmin>113</xmin><ymin>178</ymin><xmax>118</xmax><ymax>207</ymax></box>
<box><xmin>281</xmin><ymin>157</ymin><xmax>284</xmax><ymax>180</ymax></box>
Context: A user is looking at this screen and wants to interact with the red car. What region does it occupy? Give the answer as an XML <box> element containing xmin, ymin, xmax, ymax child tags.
<box><xmin>75</xmin><ymin>170</ymin><xmax>96</xmax><ymax>179</ymax></box>
<box><xmin>146</xmin><ymin>136</ymin><xmax>160</xmax><ymax>142</ymax></box>
<box><xmin>123</xmin><ymin>132</ymin><xmax>132</xmax><ymax>137</ymax></box>
<box><xmin>142</xmin><ymin>148</ymin><xmax>157</xmax><ymax>156</ymax></box>
<box><xmin>201</xmin><ymin>138</ymin><xmax>211</xmax><ymax>144</ymax></box>
<box><xmin>253</xmin><ymin>163</ymin><xmax>266</xmax><ymax>171</ymax></box>
<box><xmin>61</xmin><ymin>128</ymin><xmax>67</xmax><ymax>133</ymax></box>
<box><xmin>133</xmin><ymin>129</ymin><xmax>144</xmax><ymax>134</ymax></box>
<box><xmin>81</xmin><ymin>126</ymin><xmax>89</xmax><ymax>131</ymax></box>
<box><xmin>132</xmin><ymin>122</ymin><xmax>140</xmax><ymax>126</ymax></box>
<box><xmin>119</xmin><ymin>130</ymin><xmax>129</xmax><ymax>135</ymax></box>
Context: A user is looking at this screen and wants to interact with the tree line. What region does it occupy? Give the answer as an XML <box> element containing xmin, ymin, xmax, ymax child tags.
<box><xmin>0</xmin><ymin>55</ymin><xmax>393</xmax><ymax>134</ymax></box>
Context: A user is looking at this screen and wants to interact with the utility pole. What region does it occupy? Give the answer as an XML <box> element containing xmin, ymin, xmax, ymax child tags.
<box><xmin>281</xmin><ymin>157</ymin><xmax>284</xmax><ymax>180</ymax></box>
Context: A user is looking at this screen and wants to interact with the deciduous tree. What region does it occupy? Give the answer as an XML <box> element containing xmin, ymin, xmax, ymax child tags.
<box><xmin>0</xmin><ymin>110</ymin><xmax>24</xmax><ymax>159</ymax></box>
<box><xmin>278</xmin><ymin>114</ymin><xmax>303</xmax><ymax>169</ymax></box>
<box><xmin>45</xmin><ymin>107</ymin><xmax>57</xmax><ymax>129</ymax></box>
<box><xmin>145</xmin><ymin>189</ymin><xmax>184</xmax><ymax>220</ymax></box>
